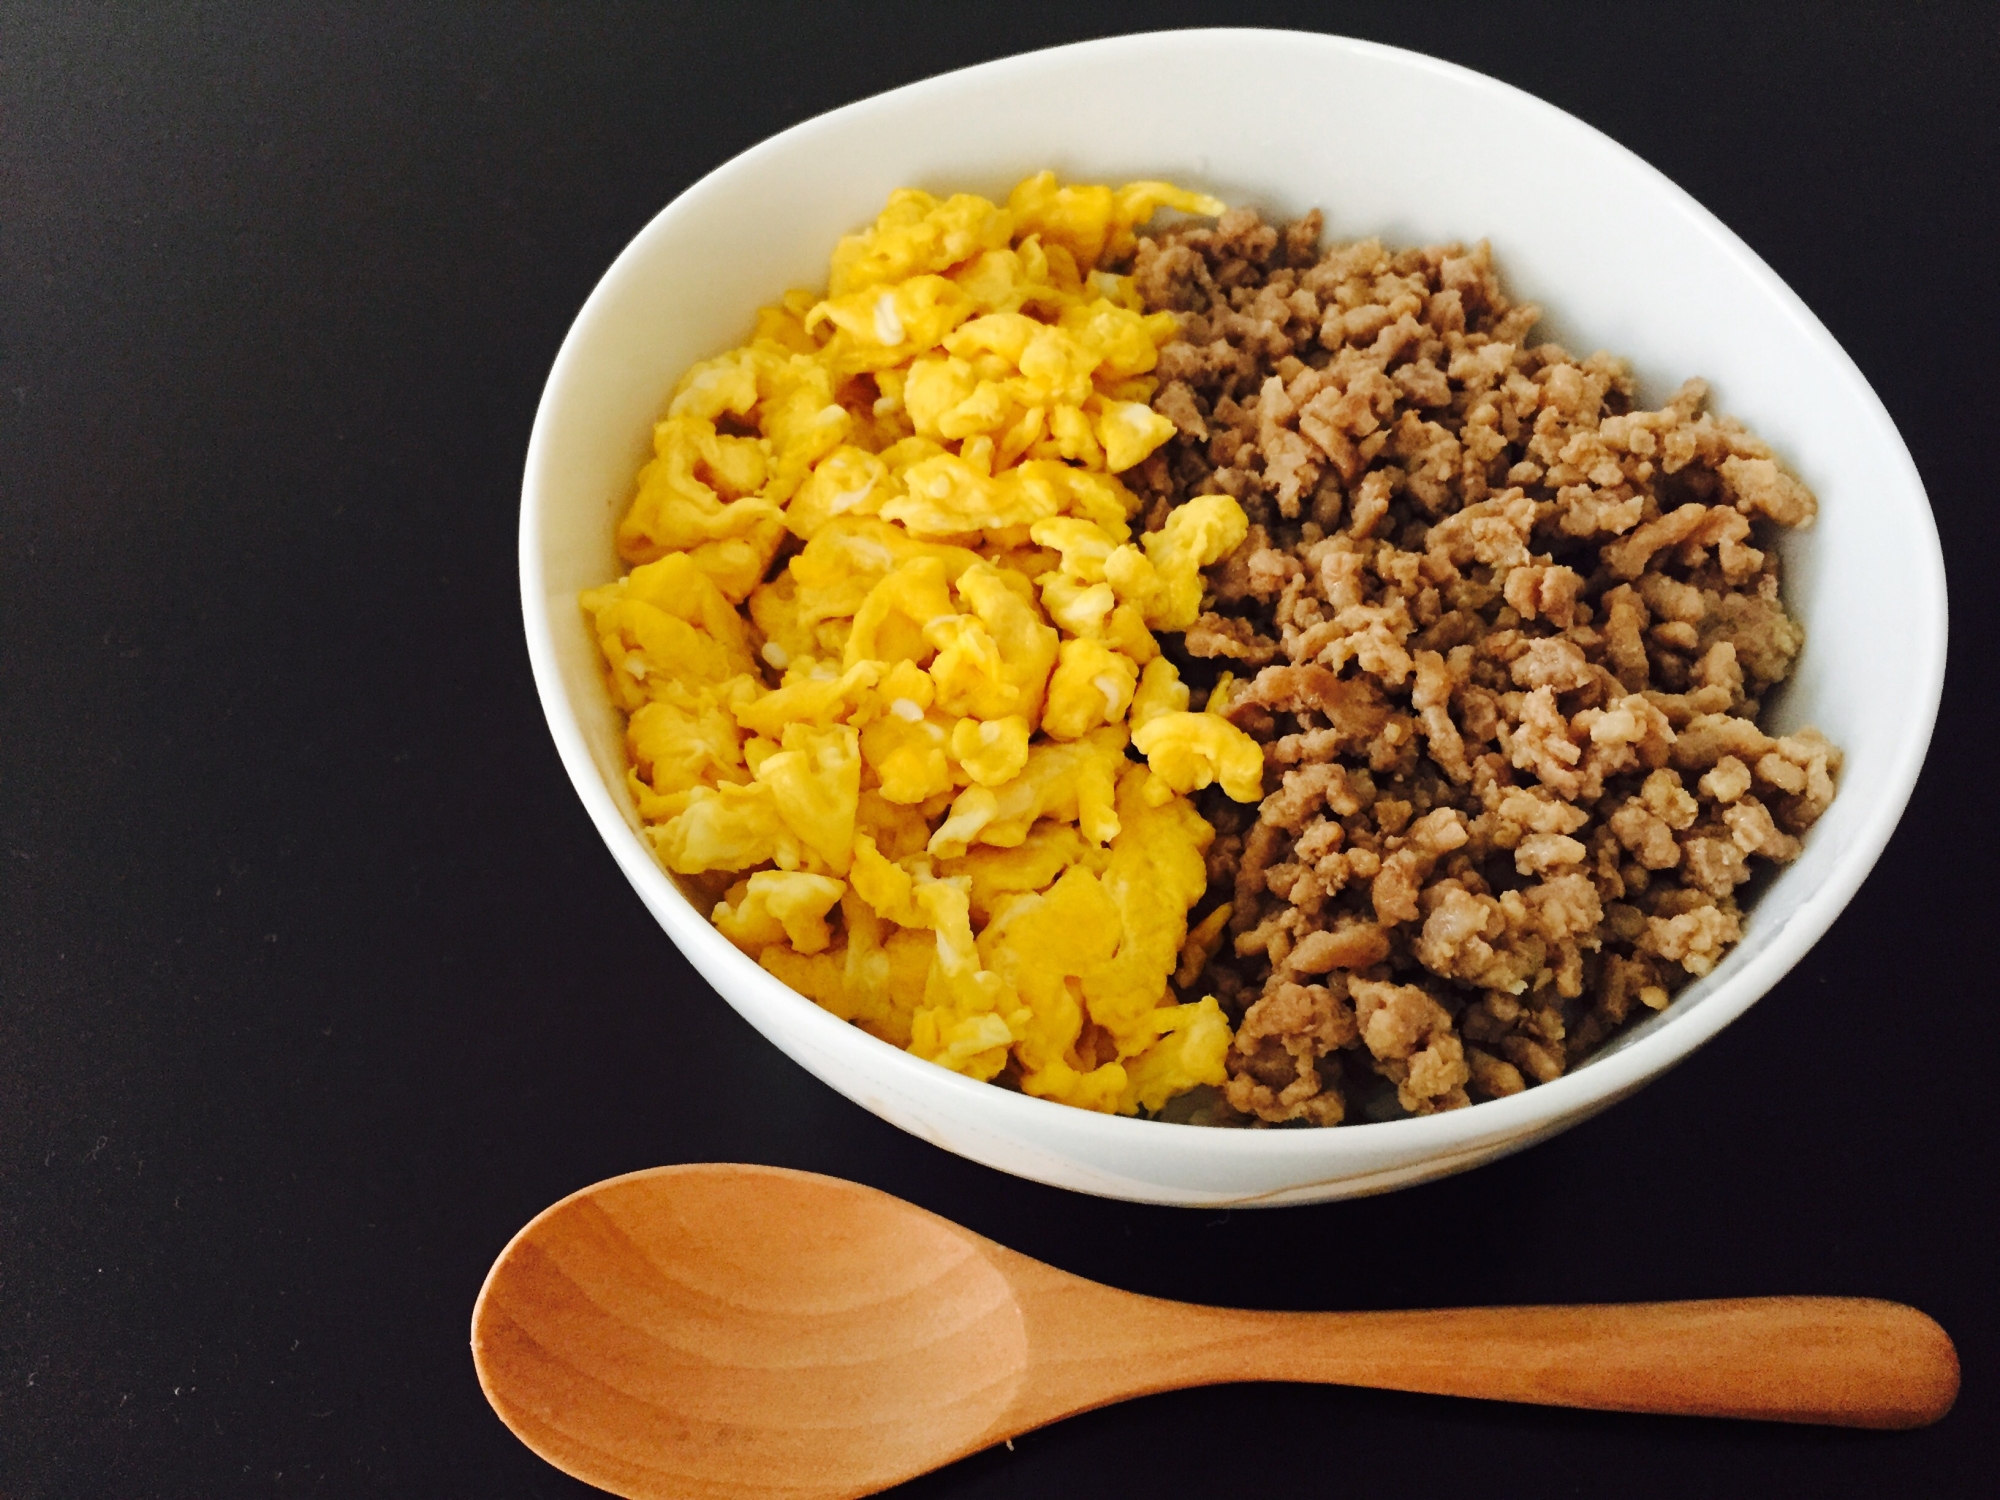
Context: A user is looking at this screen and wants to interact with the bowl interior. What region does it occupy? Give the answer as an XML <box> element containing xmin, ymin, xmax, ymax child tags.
<box><xmin>522</xmin><ymin>29</ymin><xmax>1943</xmax><ymax>1196</ymax></box>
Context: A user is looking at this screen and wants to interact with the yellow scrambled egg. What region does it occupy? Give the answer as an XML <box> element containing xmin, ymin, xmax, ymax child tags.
<box><xmin>580</xmin><ymin>174</ymin><xmax>1268</xmax><ymax>1115</ymax></box>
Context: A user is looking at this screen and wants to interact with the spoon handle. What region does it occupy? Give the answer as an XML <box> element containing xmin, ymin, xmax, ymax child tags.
<box><xmin>1201</xmin><ymin>1296</ymin><xmax>1957</xmax><ymax>1428</ymax></box>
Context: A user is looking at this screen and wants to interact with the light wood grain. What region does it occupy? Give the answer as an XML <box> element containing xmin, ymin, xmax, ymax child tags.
<box><xmin>471</xmin><ymin>1164</ymin><xmax>1958</xmax><ymax>1500</ymax></box>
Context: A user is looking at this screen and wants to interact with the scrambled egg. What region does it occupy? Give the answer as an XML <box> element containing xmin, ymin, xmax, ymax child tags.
<box><xmin>581</xmin><ymin>175</ymin><xmax>1270</xmax><ymax>1116</ymax></box>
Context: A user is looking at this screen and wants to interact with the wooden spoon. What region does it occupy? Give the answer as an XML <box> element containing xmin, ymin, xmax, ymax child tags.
<box><xmin>471</xmin><ymin>1163</ymin><xmax>1957</xmax><ymax>1500</ymax></box>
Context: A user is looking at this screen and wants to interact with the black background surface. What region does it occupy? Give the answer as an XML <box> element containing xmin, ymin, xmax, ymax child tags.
<box><xmin>4</xmin><ymin>3</ymin><xmax>1996</xmax><ymax>1495</ymax></box>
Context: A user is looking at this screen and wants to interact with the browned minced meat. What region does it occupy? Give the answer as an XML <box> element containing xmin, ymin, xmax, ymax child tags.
<box><xmin>1127</xmin><ymin>208</ymin><xmax>1838</xmax><ymax>1127</ymax></box>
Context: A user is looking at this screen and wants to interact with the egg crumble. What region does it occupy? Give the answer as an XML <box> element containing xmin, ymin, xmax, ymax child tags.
<box><xmin>582</xmin><ymin>176</ymin><xmax>1265</xmax><ymax>1115</ymax></box>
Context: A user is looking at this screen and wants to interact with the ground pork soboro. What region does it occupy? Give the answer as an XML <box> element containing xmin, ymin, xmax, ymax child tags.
<box><xmin>1127</xmin><ymin>207</ymin><xmax>1839</xmax><ymax>1126</ymax></box>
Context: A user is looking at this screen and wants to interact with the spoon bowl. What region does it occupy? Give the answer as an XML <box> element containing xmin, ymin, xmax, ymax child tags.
<box><xmin>475</xmin><ymin>1165</ymin><xmax>1028</xmax><ymax>1496</ymax></box>
<box><xmin>473</xmin><ymin>1165</ymin><xmax>1959</xmax><ymax>1499</ymax></box>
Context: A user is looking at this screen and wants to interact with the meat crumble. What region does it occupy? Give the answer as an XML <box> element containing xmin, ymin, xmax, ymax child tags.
<box><xmin>1126</xmin><ymin>208</ymin><xmax>1838</xmax><ymax>1126</ymax></box>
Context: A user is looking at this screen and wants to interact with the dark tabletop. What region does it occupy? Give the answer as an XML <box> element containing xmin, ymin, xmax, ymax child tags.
<box><xmin>5</xmin><ymin>3</ymin><xmax>1996</xmax><ymax>1495</ymax></box>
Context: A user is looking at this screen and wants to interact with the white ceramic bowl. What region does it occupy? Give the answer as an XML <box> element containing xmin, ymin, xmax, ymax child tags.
<box><xmin>521</xmin><ymin>29</ymin><xmax>1945</xmax><ymax>1206</ymax></box>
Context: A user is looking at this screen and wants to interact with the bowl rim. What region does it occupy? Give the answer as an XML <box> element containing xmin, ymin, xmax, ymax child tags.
<box><xmin>519</xmin><ymin>27</ymin><xmax>1948</xmax><ymax>1166</ymax></box>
